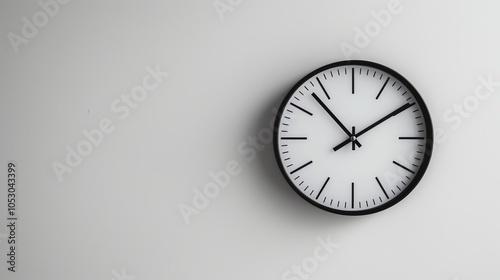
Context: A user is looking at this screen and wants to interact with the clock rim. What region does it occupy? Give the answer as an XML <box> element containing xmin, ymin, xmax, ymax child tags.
<box><xmin>273</xmin><ymin>60</ymin><xmax>434</xmax><ymax>216</ymax></box>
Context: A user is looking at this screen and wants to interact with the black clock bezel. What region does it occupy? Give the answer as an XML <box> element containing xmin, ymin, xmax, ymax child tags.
<box><xmin>273</xmin><ymin>60</ymin><xmax>434</xmax><ymax>216</ymax></box>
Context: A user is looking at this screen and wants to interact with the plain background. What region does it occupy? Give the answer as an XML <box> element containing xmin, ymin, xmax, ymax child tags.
<box><xmin>1</xmin><ymin>0</ymin><xmax>500</xmax><ymax>279</ymax></box>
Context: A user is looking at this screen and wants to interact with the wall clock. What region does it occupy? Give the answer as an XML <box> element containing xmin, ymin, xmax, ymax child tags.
<box><xmin>273</xmin><ymin>60</ymin><xmax>433</xmax><ymax>215</ymax></box>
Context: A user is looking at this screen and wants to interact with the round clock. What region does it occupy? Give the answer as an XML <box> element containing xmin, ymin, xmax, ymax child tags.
<box><xmin>273</xmin><ymin>60</ymin><xmax>433</xmax><ymax>215</ymax></box>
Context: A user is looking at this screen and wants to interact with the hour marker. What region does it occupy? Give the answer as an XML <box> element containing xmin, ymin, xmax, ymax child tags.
<box><xmin>290</xmin><ymin>160</ymin><xmax>313</xmax><ymax>174</ymax></box>
<box><xmin>351</xmin><ymin>68</ymin><xmax>355</xmax><ymax>94</ymax></box>
<box><xmin>376</xmin><ymin>77</ymin><xmax>390</xmax><ymax>99</ymax></box>
<box><xmin>316</xmin><ymin>77</ymin><xmax>331</xmax><ymax>100</ymax></box>
<box><xmin>290</xmin><ymin>103</ymin><xmax>313</xmax><ymax>116</ymax></box>
<box><xmin>393</xmin><ymin>161</ymin><xmax>415</xmax><ymax>174</ymax></box>
<box><xmin>351</xmin><ymin>182</ymin><xmax>355</xmax><ymax>209</ymax></box>
<box><xmin>315</xmin><ymin>177</ymin><xmax>330</xmax><ymax>199</ymax></box>
<box><xmin>375</xmin><ymin>177</ymin><xmax>389</xmax><ymax>199</ymax></box>
<box><xmin>399</xmin><ymin>137</ymin><xmax>425</xmax><ymax>140</ymax></box>
<box><xmin>281</xmin><ymin>137</ymin><xmax>308</xmax><ymax>140</ymax></box>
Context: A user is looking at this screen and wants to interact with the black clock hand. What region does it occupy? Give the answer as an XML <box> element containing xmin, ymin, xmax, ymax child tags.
<box><xmin>311</xmin><ymin>93</ymin><xmax>361</xmax><ymax>148</ymax></box>
<box><xmin>333</xmin><ymin>102</ymin><xmax>415</xmax><ymax>151</ymax></box>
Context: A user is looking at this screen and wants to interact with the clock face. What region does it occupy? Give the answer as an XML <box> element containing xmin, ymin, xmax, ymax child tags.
<box><xmin>274</xmin><ymin>60</ymin><xmax>433</xmax><ymax>215</ymax></box>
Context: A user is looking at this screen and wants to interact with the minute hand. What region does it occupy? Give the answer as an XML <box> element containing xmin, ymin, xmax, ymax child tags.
<box><xmin>333</xmin><ymin>102</ymin><xmax>415</xmax><ymax>151</ymax></box>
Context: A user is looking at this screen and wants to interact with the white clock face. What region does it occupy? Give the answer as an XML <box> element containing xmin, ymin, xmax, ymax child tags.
<box><xmin>274</xmin><ymin>61</ymin><xmax>433</xmax><ymax>215</ymax></box>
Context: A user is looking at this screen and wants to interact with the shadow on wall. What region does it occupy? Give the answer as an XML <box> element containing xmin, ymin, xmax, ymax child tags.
<box><xmin>250</xmin><ymin>84</ymin><xmax>369</xmax><ymax>229</ymax></box>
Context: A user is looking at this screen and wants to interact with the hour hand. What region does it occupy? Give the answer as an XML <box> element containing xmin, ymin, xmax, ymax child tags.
<box><xmin>311</xmin><ymin>93</ymin><xmax>361</xmax><ymax>148</ymax></box>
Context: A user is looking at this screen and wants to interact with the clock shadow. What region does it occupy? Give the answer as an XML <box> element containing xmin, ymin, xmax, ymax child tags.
<box><xmin>252</xmin><ymin>90</ymin><xmax>369</xmax><ymax>230</ymax></box>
